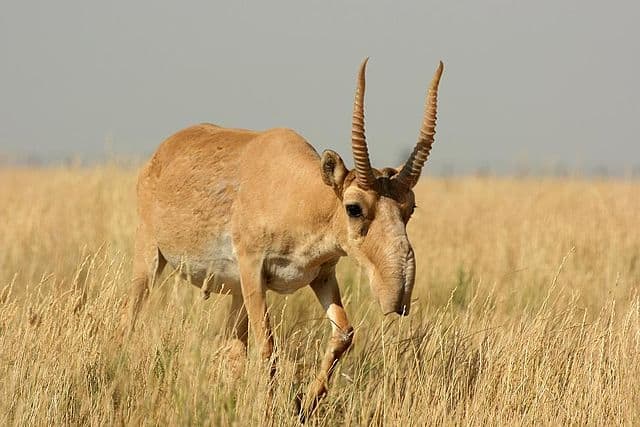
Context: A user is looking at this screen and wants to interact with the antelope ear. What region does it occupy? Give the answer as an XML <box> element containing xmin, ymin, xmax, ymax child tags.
<box><xmin>320</xmin><ymin>150</ymin><xmax>347</xmax><ymax>195</ymax></box>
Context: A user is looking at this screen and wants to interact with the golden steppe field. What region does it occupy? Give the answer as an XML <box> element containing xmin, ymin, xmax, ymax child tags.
<box><xmin>1</xmin><ymin>165</ymin><xmax>639</xmax><ymax>426</ymax></box>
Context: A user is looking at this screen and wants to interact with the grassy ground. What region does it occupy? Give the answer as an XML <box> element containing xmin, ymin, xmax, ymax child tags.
<box><xmin>1</xmin><ymin>166</ymin><xmax>639</xmax><ymax>425</ymax></box>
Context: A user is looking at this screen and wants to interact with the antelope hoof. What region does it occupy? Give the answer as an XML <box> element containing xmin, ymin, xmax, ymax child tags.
<box><xmin>295</xmin><ymin>388</ymin><xmax>326</xmax><ymax>424</ymax></box>
<box><xmin>295</xmin><ymin>393</ymin><xmax>315</xmax><ymax>424</ymax></box>
<box><xmin>294</xmin><ymin>393</ymin><xmax>304</xmax><ymax>423</ymax></box>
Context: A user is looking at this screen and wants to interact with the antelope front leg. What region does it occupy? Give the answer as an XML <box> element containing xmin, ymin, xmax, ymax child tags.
<box><xmin>225</xmin><ymin>292</ymin><xmax>249</xmax><ymax>378</ymax></box>
<box><xmin>238</xmin><ymin>258</ymin><xmax>275</xmax><ymax>377</ymax></box>
<box><xmin>300</xmin><ymin>266</ymin><xmax>354</xmax><ymax>422</ymax></box>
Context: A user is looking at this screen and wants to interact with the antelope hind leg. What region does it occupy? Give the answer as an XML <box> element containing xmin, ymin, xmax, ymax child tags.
<box><xmin>128</xmin><ymin>224</ymin><xmax>166</xmax><ymax>335</ymax></box>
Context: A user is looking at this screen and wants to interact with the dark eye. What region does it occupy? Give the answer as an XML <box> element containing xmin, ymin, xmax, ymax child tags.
<box><xmin>346</xmin><ymin>204</ymin><xmax>363</xmax><ymax>218</ymax></box>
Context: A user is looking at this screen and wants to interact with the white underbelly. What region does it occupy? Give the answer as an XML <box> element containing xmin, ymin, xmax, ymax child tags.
<box><xmin>161</xmin><ymin>233</ymin><xmax>241</xmax><ymax>293</ymax></box>
<box><xmin>160</xmin><ymin>235</ymin><xmax>320</xmax><ymax>295</ymax></box>
<box><xmin>264</xmin><ymin>256</ymin><xmax>319</xmax><ymax>294</ymax></box>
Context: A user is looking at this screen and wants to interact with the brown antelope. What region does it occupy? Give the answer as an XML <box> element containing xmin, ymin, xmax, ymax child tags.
<box><xmin>130</xmin><ymin>58</ymin><xmax>444</xmax><ymax>420</ymax></box>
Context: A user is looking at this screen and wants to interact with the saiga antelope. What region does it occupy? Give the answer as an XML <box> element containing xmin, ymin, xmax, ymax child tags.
<box><xmin>130</xmin><ymin>58</ymin><xmax>444</xmax><ymax>420</ymax></box>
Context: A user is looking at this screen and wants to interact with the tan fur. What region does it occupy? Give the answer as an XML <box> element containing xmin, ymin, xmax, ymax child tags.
<box><xmin>130</xmin><ymin>60</ymin><xmax>444</xmax><ymax>421</ymax></box>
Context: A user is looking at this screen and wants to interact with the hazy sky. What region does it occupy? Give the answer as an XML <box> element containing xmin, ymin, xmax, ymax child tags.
<box><xmin>1</xmin><ymin>1</ymin><xmax>638</xmax><ymax>174</ymax></box>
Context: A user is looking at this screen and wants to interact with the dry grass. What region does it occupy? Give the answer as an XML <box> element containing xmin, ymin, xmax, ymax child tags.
<box><xmin>1</xmin><ymin>165</ymin><xmax>639</xmax><ymax>425</ymax></box>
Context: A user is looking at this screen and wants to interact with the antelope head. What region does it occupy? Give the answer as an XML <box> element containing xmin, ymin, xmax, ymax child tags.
<box><xmin>321</xmin><ymin>58</ymin><xmax>444</xmax><ymax>316</ymax></box>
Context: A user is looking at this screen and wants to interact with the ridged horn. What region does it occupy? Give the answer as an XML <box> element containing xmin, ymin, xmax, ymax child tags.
<box><xmin>351</xmin><ymin>57</ymin><xmax>376</xmax><ymax>190</ymax></box>
<box><xmin>395</xmin><ymin>61</ymin><xmax>444</xmax><ymax>188</ymax></box>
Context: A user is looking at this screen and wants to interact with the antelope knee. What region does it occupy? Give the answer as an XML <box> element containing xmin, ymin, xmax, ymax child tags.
<box><xmin>333</xmin><ymin>326</ymin><xmax>354</xmax><ymax>355</ymax></box>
